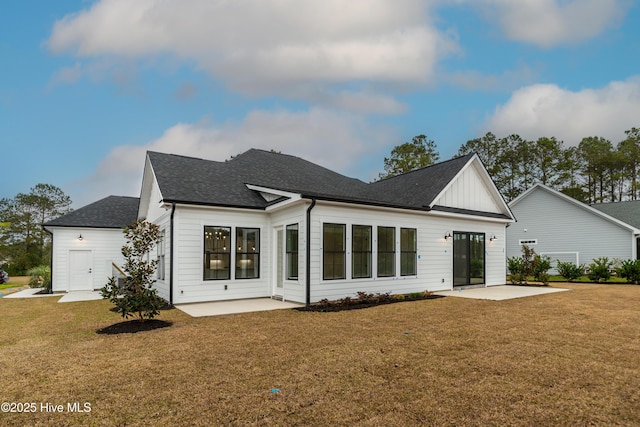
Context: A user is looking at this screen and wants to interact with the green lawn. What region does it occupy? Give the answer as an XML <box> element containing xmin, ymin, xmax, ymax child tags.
<box><xmin>1</xmin><ymin>283</ymin><xmax>639</xmax><ymax>426</ymax></box>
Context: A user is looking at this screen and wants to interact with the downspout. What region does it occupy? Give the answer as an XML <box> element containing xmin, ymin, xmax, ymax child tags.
<box><xmin>44</xmin><ymin>228</ymin><xmax>53</xmax><ymax>294</ymax></box>
<box><xmin>305</xmin><ymin>198</ymin><xmax>316</xmax><ymax>308</ymax></box>
<box><xmin>169</xmin><ymin>202</ymin><xmax>176</xmax><ymax>306</ymax></box>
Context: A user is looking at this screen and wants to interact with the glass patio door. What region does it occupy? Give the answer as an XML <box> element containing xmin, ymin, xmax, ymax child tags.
<box><xmin>453</xmin><ymin>232</ymin><xmax>485</xmax><ymax>287</ymax></box>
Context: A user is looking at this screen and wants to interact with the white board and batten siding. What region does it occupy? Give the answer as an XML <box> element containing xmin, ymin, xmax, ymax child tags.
<box><xmin>49</xmin><ymin>227</ymin><xmax>127</xmax><ymax>292</ymax></box>
<box><xmin>507</xmin><ymin>186</ymin><xmax>637</xmax><ymax>268</ymax></box>
<box><xmin>307</xmin><ymin>202</ymin><xmax>507</xmax><ymax>304</ymax></box>
<box><xmin>435</xmin><ymin>161</ymin><xmax>504</xmax><ymax>214</ymax></box>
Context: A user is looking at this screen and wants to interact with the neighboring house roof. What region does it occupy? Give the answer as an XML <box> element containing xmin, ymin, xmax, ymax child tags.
<box><xmin>510</xmin><ymin>184</ymin><xmax>640</xmax><ymax>234</ymax></box>
<box><xmin>144</xmin><ymin>149</ymin><xmax>511</xmax><ymax>219</ymax></box>
<box><xmin>591</xmin><ymin>200</ymin><xmax>640</xmax><ymax>230</ymax></box>
<box><xmin>44</xmin><ymin>196</ymin><xmax>140</xmax><ymax>229</ymax></box>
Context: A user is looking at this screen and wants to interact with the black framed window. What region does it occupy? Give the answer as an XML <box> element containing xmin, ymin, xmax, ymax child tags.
<box><xmin>352</xmin><ymin>225</ymin><xmax>372</xmax><ymax>278</ymax></box>
<box><xmin>204</xmin><ymin>226</ymin><xmax>231</xmax><ymax>280</ymax></box>
<box><xmin>377</xmin><ymin>226</ymin><xmax>395</xmax><ymax>277</ymax></box>
<box><xmin>323</xmin><ymin>223</ymin><xmax>346</xmax><ymax>280</ymax></box>
<box><xmin>286</xmin><ymin>224</ymin><xmax>299</xmax><ymax>280</ymax></box>
<box><xmin>400</xmin><ymin>228</ymin><xmax>417</xmax><ymax>276</ymax></box>
<box><xmin>236</xmin><ymin>228</ymin><xmax>260</xmax><ymax>279</ymax></box>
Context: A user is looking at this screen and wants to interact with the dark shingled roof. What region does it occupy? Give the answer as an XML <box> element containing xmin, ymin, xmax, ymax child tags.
<box><xmin>147</xmin><ymin>149</ymin><xmax>478</xmax><ymax>212</ymax></box>
<box><xmin>591</xmin><ymin>200</ymin><xmax>640</xmax><ymax>229</ymax></box>
<box><xmin>44</xmin><ymin>196</ymin><xmax>140</xmax><ymax>228</ymax></box>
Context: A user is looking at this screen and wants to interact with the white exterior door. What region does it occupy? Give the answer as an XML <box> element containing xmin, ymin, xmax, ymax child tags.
<box><xmin>69</xmin><ymin>250</ymin><xmax>93</xmax><ymax>291</ymax></box>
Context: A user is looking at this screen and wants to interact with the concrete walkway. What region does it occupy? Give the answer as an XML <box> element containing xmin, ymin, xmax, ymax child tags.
<box><xmin>2</xmin><ymin>288</ymin><xmax>103</xmax><ymax>302</ymax></box>
<box><xmin>176</xmin><ymin>298</ymin><xmax>303</xmax><ymax>317</ymax></box>
<box><xmin>434</xmin><ymin>285</ymin><xmax>569</xmax><ymax>301</ymax></box>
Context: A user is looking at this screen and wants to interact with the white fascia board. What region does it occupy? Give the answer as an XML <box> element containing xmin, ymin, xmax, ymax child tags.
<box><xmin>426</xmin><ymin>208</ymin><xmax>515</xmax><ymax>224</ymax></box>
<box><xmin>245</xmin><ymin>184</ymin><xmax>302</xmax><ymax>210</ymax></box>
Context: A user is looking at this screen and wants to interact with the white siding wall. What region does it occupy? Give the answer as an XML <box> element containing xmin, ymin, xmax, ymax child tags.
<box><xmin>50</xmin><ymin>227</ymin><xmax>126</xmax><ymax>292</ymax></box>
<box><xmin>307</xmin><ymin>203</ymin><xmax>507</xmax><ymax>303</ymax></box>
<box><xmin>436</xmin><ymin>163</ymin><xmax>502</xmax><ymax>214</ymax></box>
<box><xmin>507</xmin><ymin>189</ymin><xmax>635</xmax><ymax>269</ymax></box>
<box><xmin>172</xmin><ymin>206</ymin><xmax>271</xmax><ymax>304</ymax></box>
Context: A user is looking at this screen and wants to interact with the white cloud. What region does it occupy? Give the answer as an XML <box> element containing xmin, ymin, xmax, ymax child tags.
<box><xmin>48</xmin><ymin>0</ymin><xmax>457</xmax><ymax>97</ymax></box>
<box><xmin>472</xmin><ymin>0</ymin><xmax>629</xmax><ymax>47</ymax></box>
<box><xmin>484</xmin><ymin>76</ymin><xmax>640</xmax><ymax>144</ymax></box>
<box><xmin>70</xmin><ymin>108</ymin><xmax>394</xmax><ymax>206</ymax></box>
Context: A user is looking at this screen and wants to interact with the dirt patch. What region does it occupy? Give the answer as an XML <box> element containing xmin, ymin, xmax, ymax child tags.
<box><xmin>96</xmin><ymin>319</ymin><xmax>173</xmax><ymax>335</ymax></box>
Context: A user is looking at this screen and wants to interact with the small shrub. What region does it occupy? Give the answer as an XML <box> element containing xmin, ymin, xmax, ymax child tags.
<box><xmin>616</xmin><ymin>259</ymin><xmax>640</xmax><ymax>284</ymax></box>
<box><xmin>587</xmin><ymin>257</ymin><xmax>612</xmax><ymax>283</ymax></box>
<box><xmin>507</xmin><ymin>256</ymin><xmax>524</xmax><ymax>284</ymax></box>
<box><xmin>27</xmin><ymin>265</ymin><xmax>51</xmax><ymax>292</ymax></box>
<box><xmin>556</xmin><ymin>261</ymin><xmax>583</xmax><ymax>282</ymax></box>
<box><xmin>532</xmin><ymin>255</ymin><xmax>552</xmax><ymax>285</ymax></box>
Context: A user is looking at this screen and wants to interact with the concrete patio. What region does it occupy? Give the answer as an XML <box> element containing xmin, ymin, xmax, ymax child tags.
<box><xmin>434</xmin><ymin>285</ymin><xmax>569</xmax><ymax>300</ymax></box>
<box><xmin>175</xmin><ymin>298</ymin><xmax>303</xmax><ymax>317</ymax></box>
<box><xmin>2</xmin><ymin>288</ymin><xmax>103</xmax><ymax>302</ymax></box>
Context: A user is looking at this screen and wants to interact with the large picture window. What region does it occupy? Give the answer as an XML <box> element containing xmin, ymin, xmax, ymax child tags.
<box><xmin>236</xmin><ymin>228</ymin><xmax>260</xmax><ymax>279</ymax></box>
<box><xmin>323</xmin><ymin>223</ymin><xmax>346</xmax><ymax>280</ymax></box>
<box><xmin>352</xmin><ymin>225</ymin><xmax>372</xmax><ymax>278</ymax></box>
<box><xmin>204</xmin><ymin>226</ymin><xmax>231</xmax><ymax>280</ymax></box>
<box><xmin>400</xmin><ymin>228</ymin><xmax>417</xmax><ymax>276</ymax></box>
<box><xmin>286</xmin><ymin>224</ymin><xmax>299</xmax><ymax>280</ymax></box>
<box><xmin>377</xmin><ymin>226</ymin><xmax>396</xmax><ymax>277</ymax></box>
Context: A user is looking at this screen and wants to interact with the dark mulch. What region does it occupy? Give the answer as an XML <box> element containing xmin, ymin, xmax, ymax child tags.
<box><xmin>97</xmin><ymin>320</ymin><xmax>173</xmax><ymax>335</ymax></box>
<box><xmin>296</xmin><ymin>295</ymin><xmax>444</xmax><ymax>312</ymax></box>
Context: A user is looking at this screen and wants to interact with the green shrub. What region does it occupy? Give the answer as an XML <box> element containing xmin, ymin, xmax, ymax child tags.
<box><xmin>507</xmin><ymin>256</ymin><xmax>524</xmax><ymax>284</ymax></box>
<box><xmin>616</xmin><ymin>259</ymin><xmax>640</xmax><ymax>284</ymax></box>
<box><xmin>587</xmin><ymin>257</ymin><xmax>612</xmax><ymax>283</ymax></box>
<box><xmin>532</xmin><ymin>255</ymin><xmax>552</xmax><ymax>284</ymax></box>
<box><xmin>27</xmin><ymin>265</ymin><xmax>51</xmax><ymax>292</ymax></box>
<box><xmin>556</xmin><ymin>261</ymin><xmax>584</xmax><ymax>282</ymax></box>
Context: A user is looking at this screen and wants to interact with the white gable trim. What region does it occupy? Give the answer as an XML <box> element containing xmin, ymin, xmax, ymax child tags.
<box><xmin>430</xmin><ymin>154</ymin><xmax>514</xmax><ymax>220</ymax></box>
<box><xmin>511</xmin><ymin>183</ymin><xmax>640</xmax><ymax>234</ymax></box>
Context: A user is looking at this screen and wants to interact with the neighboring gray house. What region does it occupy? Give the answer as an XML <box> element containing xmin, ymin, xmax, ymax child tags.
<box><xmin>507</xmin><ymin>184</ymin><xmax>640</xmax><ymax>271</ymax></box>
<box><xmin>46</xmin><ymin>149</ymin><xmax>515</xmax><ymax>305</ymax></box>
<box><xmin>591</xmin><ymin>200</ymin><xmax>640</xmax><ymax>258</ymax></box>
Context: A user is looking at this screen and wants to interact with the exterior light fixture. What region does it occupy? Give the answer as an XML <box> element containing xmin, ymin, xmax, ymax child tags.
<box><xmin>490</xmin><ymin>235</ymin><xmax>497</xmax><ymax>241</ymax></box>
<box><xmin>78</xmin><ymin>234</ymin><xmax>84</xmax><ymax>241</ymax></box>
<box><xmin>444</xmin><ymin>232</ymin><xmax>452</xmax><ymax>240</ymax></box>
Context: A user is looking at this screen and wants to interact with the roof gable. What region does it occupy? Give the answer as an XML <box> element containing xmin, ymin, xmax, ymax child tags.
<box><xmin>591</xmin><ymin>200</ymin><xmax>640</xmax><ymax>229</ymax></box>
<box><xmin>511</xmin><ymin>184</ymin><xmax>640</xmax><ymax>233</ymax></box>
<box><xmin>44</xmin><ymin>196</ymin><xmax>139</xmax><ymax>229</ymax></box>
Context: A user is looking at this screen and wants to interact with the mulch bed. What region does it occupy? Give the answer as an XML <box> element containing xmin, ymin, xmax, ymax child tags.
<box><xmin>97</xmin><ymin>320</ymin><xmax>173</xmax><ymax>335</ymax></box>
<box><xmin>296</xmin><ymin>295</ymin><xmax>444</xmax><ymax>312</ymax></box>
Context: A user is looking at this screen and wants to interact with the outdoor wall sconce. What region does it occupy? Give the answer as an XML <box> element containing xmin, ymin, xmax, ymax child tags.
<box><xmin>490</xmin><ymin>235</ymin><xmax>497</xmax><ymax>241</ymax></box>
<box><xmin>77</xmin><ymin>234</ymin><xmax>84</xmax><ymax>241</ymax></box>
<box><xmin>444</xmin><ymin>232</ymin><xmax>452</xmax><ymax>240</ymax></box>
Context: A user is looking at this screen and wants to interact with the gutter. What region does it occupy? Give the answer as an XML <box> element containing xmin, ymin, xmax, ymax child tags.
<box><xmin>169</xmin><ymin>202</ymin><xmax>176</xmax><ymax>306</ymax></box>
<box><xmin>305</xmin><ymin>198</ymin><xmax>316</xmax><ymax>307</ymax></box>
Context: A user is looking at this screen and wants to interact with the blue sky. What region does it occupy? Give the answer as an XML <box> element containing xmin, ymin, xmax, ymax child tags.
<box><xmin>2</xmin><ymin>0</ymin><xmax>639</xmax><ymax>207</ymax></box>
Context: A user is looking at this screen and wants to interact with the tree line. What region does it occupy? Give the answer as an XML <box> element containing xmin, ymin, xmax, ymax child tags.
<box><xmin>382</xmin><ymin>128</ymin><xmax>640</xmax><ymax>203</ymax></box>
<box><xmin>0</xmin><ymin>184</ymin><xmax>72</xmax><ymax>275</ymax></box>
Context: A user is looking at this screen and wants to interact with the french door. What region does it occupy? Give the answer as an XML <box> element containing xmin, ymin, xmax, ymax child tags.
<box><xmin>453</xmin><ymin>232</ymin><xmax>485</xmax><ymax>287</ymax></box>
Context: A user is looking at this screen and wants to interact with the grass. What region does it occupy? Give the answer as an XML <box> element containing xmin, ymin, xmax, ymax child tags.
<box><xmin>1</xmin><ymin>284</ymin><xmax>639</xmax><ymax>426</ymax></box>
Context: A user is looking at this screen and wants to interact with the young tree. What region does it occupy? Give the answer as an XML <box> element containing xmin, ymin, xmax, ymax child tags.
<box><xmin>379</xmin><ymin>135</ymin><xmax>440</xmax><ymax>179</ymax></box>
<box><xmin>101</xmin><ymin>220</ymin><xmax>165</xmax><ymax>322</ymax></box>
